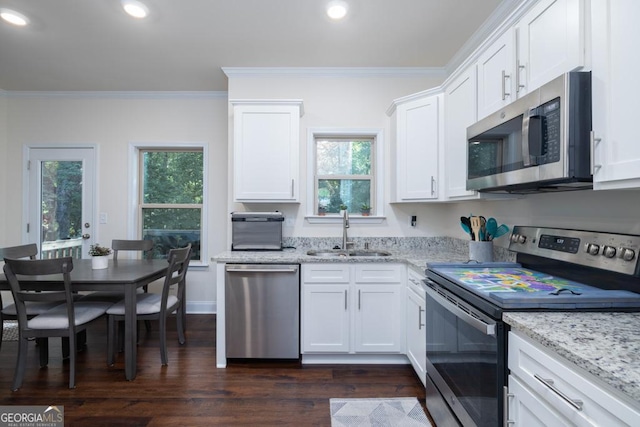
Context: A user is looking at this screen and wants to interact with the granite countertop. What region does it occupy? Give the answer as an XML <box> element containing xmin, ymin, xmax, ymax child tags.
<box><xmin>504</xmin><ymin>312</ymin><xmax>640</xmax><ymax>404</ymax></box>
<box><xmin>213</xmin><ymin>236</ymin><xmax>516</xmax><ymax>273</ymax></box>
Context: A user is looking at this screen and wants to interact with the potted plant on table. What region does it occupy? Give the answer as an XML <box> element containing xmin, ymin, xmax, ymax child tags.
<box><xmin>360</xmin><ymin>203</ymin><xmax>371</xmax><ymax>216</ymax></box>
<box><xmin>89</xmin><ymin>243</ymin><xmax>112</xmax><ymax>270</ymax></box>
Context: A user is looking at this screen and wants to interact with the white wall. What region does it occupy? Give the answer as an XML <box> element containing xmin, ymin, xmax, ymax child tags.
<box><xmin>3</xmin><ymin>92</ymin><xmax>228</xmax><ymax>313</ymax></box>
<box><xmin>0</xmin><ymin>92</ymin><xmax>7</xmax><ymax>243</ymax></box>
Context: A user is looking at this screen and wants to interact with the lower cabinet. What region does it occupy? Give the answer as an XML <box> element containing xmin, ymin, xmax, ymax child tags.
<box><xmin>507</xmin><ymin>331</ymin><xmax>640</xmax><ymax>426</ymax></box>
<box><xmin>405</xmin><ymin>269</ymin><xmax>426</xmax><ymax>385</ymax></box>
<box><xmin>301</xmin><ymin>263</ymin><xmax>403</xmax><ymax>354</ymax></box>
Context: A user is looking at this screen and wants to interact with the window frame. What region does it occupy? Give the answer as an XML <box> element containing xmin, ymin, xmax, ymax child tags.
<box><xmin>306</xmin><ymin>128</ymin><xmax>384</xmax><ymax>224</ymax></box>
<box><xmin>129</xmin><ymin>142</ymin><xmax>208</xmax><ymax>266</ymax></box>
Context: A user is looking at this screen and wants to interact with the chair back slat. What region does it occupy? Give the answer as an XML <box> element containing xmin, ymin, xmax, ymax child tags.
<box><xmin>112</xmin><ymin>239</ymin><xmax>154</xmax><ymax>260</ymax></box>
<box><xmin>0</xmin><ymin>243</ymin><xmax>38</xmax><ymax>260</ymax></box>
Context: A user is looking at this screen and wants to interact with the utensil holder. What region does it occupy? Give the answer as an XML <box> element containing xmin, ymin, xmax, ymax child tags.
<box><xmin>469</xmin><ymin>241</ymin><xmax>493</xmax><ymax>263</ymax></box>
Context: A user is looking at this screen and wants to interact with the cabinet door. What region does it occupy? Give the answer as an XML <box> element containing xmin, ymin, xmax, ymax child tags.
<box><xmin>302</xmin><ymin>284</ymin><xmax>350</xmax><ymax>353</ymax></box>
<box><xmin>395</xmin><ymin>95</ymin><xmax>439</xmax><ymax>201</ymax></box>
<box><xmin>232</xmin><ymin>101</ymin><xmax>301</xmax><ymax>202</ymax></box>
<box><xmin>477</xmin><ymin>30</ymin><xmax>515</xmax><ymax>119</ymax></box>
<box><xmin>406</xmin><ymin>287</ymin><xmax>426</xmax><ymax>385</ymax></box>
<box><xmin>444</xmin><ymin>67</ymin><xmax>478</xmax><ymax>199</ymax></box>
<box><xmin>592</xmin><ymin>0</ymin><xmax>640</xmax><ymax>189</ymax></box>
<box><xmin>354</xmin><ymin>284</ymin><xmax>402</xmax><ymax>352</ymax></box>
<box><xmin>516</xmin><ymin>0</ymin><xmax>584</xmax><ymax>97</ymax></box>
<box><xmin>507</xmin><ymin>375</ymin><xmax>573</xmax><ymax>427</ymax></box>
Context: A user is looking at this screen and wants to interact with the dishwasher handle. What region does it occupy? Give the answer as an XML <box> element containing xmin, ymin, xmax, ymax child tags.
<box><xmin>226</xmin><ymin>266</ymin><xmax>298</xmax><ymax>274</ymax></box>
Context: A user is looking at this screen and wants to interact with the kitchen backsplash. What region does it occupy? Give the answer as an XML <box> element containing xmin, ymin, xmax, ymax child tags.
<box><xmin>283</xmin><ymin>236</ymin><xmax>516</xmax><ymax>262</ymax></box>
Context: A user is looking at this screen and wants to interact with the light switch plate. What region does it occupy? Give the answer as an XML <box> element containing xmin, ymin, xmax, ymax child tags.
<box><xmin>99</xmin><ymin>212</ymin><xmax>108</xmax><ymax>224</ymax></box>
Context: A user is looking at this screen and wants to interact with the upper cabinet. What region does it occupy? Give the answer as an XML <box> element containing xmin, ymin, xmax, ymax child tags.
<box><xmin>591</xmin><ymin>0</ymin><xmax>640</xmax><ymax>190</ymax></box>
<box><xmin>477</xmin><ymin>0</ymin><xmax>584</xmax><ymax>120</ymax></box>
<box><xmin>516</xmin><ymin>0</ymin><xmax>584</xmax><ymax>97</ymax></box>
<box><xmin>231</xmin><ymin>100</ymin><xmax>303</xmax><ymax>202</ymax></box>
<box><xmin>388</xmin><ymin>92</ymin><xmax>441</xmax><ymax>202</ymax></box>
<box><xmin>477</xmin><ymin>30</ymin><xmax>515</xmax><ymax>120</ymax></box>
<box><xmin>444</xmin><ymin>66</ymin><xmax>478</xmax><ymax>199</ymax></box>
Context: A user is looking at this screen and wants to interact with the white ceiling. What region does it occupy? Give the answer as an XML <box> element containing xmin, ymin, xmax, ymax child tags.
<box><xmin>0</xmin><ymin>0</ymin><xmax>509</xmax><ymax>92</ymax></box>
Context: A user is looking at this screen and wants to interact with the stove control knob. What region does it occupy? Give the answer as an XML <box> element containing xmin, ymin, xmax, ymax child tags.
<box><xmin>512</xmin><ymin>234</ymin><xmax>526</xmax><ymax>244</ymax></box>
<box><xmin>510</xmin><ymin>233</ymin><xmax>519</xmax><ymax>243</ymax></box>
<box><xmin>585</xmin><ymin>243</ymin><xmax>600</xmax><ymax>255</ymax></box>
<box><xmin>603</xmin><ymin>245</ymin><xmax>617</xmax><ymax>258</ymax></box>
<box><xmin>619</xmin><ymin>247</ymin><xmax>636</xmax><ymax>262</ymax></box>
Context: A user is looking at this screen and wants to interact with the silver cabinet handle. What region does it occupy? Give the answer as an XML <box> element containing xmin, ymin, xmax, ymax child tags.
<box><xmin>516</xmin><ymin>60</ymin><xmax>525</xmax><ymax>93</ymax></box>
<box><xmin>502</xmin><ymin>70</ymin><xmax>511</xmax><ymax>100</ymax></box>
<box><xmin>344</xmin><ymin>290</ymin><xmax>348</xmax><ymax>311</ymax></box>
<box><xmin>430</xmin><ymin>176</ymin><xmax>436</xmax><ymax>196</ymax></box>
<box><xmin>418</xmin><ymin>306</ymin><xmax>425</xmax><ymax>330</ymax></box>
<box><xmin>534</xmin><ymin>374</ymin><xmax>584</xmax><ymax>411</ymax></box>
<box><xmin>590</xmin><ymin>131</ymin><xmax>602</xmax><ymax>174</ymax></box>
<box><xmin>358</xmin><ymin>289</ymin><xmax>361</xmax><ymax>310</ymax></box>
<box><xmin>226</xmin><ymin>267</ymin><xmax>297</xmax><ymax>273</ymax></box>
<box><xmin>291</xmin><ymin>179</ymin><xmax>295</xmax><ymax>197</ymax></box>
<box><xmin>503</xmin><ymin>386</ymin><xmax>515</xmax><ymax>425</ymax></box>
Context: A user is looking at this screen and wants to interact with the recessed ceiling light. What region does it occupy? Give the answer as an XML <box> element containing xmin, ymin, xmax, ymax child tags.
<box><xmin>327</xmin><ymin>0</ymin><xmax>348</xmax><ymax>20</ymax></box>
<box><xmin>121</xmin><ymin>0</ymin><xmax>149</xmax><ymax>19</ymax></box>
<box><xmin>0</xmin><ymin>8</ymin><xmax>29</xmax><ymax>26</ymax></box>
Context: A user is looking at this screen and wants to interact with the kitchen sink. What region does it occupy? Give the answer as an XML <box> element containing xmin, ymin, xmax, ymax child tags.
<box><xmin>306</xmin><ymin>249</ymin><xmax>391</xmax><ymax>257</ymax></box>
<box><xmin>306</xmin><ymin>250</ymin><xmax>349</xmax><ymax>257</ymax></box>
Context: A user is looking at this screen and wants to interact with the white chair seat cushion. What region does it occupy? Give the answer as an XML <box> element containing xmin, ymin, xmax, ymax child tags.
<box><xmin>107</xmin><ymin>293</ymin><xmax>179</xmax><ymax>316</ymax></box>
<box><xmin>27</xmin><ymin>301</ymin><xmax>113</xmax><ymax>329</ymax></box>
<box><xmin>2</xmin><ymin>301</ymin><xmax>63</xmax><ymax>316</ymax></box>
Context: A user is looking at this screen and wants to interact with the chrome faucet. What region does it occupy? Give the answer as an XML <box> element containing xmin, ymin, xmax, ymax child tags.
<box><xmin>342</xmin><ymin>210</ymin><xmax>353</xmax><ymax>250</ymax></box>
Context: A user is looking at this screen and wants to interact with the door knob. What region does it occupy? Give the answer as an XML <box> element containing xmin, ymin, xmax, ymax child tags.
<box><xmin>82</xmin><ymin>234</ymin><xmax>91</xmax><ymax>239</ymax></box>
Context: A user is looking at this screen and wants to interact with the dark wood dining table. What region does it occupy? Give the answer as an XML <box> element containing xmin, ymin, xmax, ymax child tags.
<box><xmin>0</xmin><ymin>258</ymin><xmax>168</xmax><ymax>381</ymax></box>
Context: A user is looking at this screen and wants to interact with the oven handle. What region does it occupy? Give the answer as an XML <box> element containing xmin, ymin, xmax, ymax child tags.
<box><xmin>425</xmin><ymin>286</ymin><xmax>496</xmax><ymax>336</ymax></box>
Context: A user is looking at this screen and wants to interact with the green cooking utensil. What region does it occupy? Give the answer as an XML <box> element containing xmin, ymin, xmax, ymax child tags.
<box><xmin>486</xmin><ymin>218</ymin><xmax>497</xmax><ymax>240</ymax></box>
<box><xmin>493</xmin><ymin>224</ymin><xmax>510</xmax><ymax>239</ymax></box>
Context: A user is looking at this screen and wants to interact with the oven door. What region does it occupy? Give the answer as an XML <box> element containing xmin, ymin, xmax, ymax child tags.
<box><xmin>424</xmin><ymin>282</ymin><xmax>505</xmax><ymax>427</ymax></box>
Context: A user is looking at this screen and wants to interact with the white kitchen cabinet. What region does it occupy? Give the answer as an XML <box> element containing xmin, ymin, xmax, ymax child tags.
<box><xmin>301</xmin><ymin>263</ymin><xmax>403</xmax><ymax>354</ymax></box>
<box><xmin>507</xmin><ymin>331</ymin><xmax>640</xmax><ymax>426</ymax></box>
<box><xmin>477</xmin><ymin>0</ymin><xmax>584</xmax><ymax>119</ymax></box>
<box><xmin>477</xmin><ymin>30</ymin><xmax>515</xmax><ymax>120</ymax></box>
<box><xmin>515</xmin><ymin>0</ymin><xmax>584</xmax><ymax>97</ymax></box>
<box><xmin>591</xmin><ymin>0</ymin><xmax>640</xmax><ymax>190</ymax></box>
<box><xmin>388</xmin><ymin>92</ymin><xmax>441</xmax><ymax>202</ymax></box>
<box><xmin>231</xmin><ymin>99</ymin><xmax>303</xmax><ymax>202</ymax></box>
<box><xmin>405</xmin><ymin>269</ymin><xmax>426</xmax><ymax>385</ymax></box>
<box><xmin>444</xmin><ymin>66</ymin><xmax>478</xmax><ymax>200</ymax></box>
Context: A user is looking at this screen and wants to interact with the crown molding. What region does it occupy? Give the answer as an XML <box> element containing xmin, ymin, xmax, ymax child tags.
<box><xmin>222</xmin><ymin>67</ymin><xmax>446</xmax><ymax>79</ymax></box>
<box><xmin>444</xmin><ymin>0</ymin><xmax>533</xmax><ymax>85</ymax></box>
<box><xmin>4</xmin><ymin>91</ymin><xmax>228</xmax><ymax>99</ymax></box>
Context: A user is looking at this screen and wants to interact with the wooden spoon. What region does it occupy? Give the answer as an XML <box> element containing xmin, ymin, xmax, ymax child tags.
<box><xmin>470</xmin><ymin>216</ymin><xmax>483</xmax><ymax>241</ymax></box>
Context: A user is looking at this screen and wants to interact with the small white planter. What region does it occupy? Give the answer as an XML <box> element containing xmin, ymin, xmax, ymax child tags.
<box><xmin>91</xmin><ymin>256</ymin><xmax>109</xmax><ymax>270</ymax></box>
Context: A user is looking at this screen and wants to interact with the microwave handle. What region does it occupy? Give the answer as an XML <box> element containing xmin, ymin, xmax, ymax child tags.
<box><xmin>521</xmin><ymin>110</ymin><xmax>542</xmax><ymax>166</ymax></box>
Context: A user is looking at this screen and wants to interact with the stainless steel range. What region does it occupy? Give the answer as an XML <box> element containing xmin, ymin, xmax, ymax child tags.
<box><xmin>423</xmin><ymin>226</ymin><xmax>640</xmax><ymax>427</ymax></box>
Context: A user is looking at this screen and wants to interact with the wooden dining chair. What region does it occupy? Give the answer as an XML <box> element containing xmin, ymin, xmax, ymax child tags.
<box><xmin>0</xmin><ymin>244</ymin><xmax>63</xmax><ymax>350</ymax></box>
<box><xmin>106</xmin><ymin>244</ymin><xmax>191</xmax><ymax>366</ymax></box>
<box><xmin>2</xmin><ymin>257</ymin><xmax>113</xmax><ymax>390</ymax></box>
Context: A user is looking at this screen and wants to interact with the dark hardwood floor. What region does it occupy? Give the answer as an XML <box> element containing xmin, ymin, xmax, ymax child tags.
<box><xmin>0</xmin><ymin>315</ymin><xmax>429</xmax><ymax>426</ymax></box>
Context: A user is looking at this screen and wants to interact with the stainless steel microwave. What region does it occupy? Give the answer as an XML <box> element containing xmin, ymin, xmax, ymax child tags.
<box><xmin>466</xmin><ymin>72</ymin><xmax>592</xmax><ymax>193</ymax></box>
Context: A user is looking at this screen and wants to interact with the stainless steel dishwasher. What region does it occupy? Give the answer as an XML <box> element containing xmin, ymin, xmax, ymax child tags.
<box><xmin>225</xmin><ymin>264</ymin><xmax>300</xmax><ymax>359</ymax></box>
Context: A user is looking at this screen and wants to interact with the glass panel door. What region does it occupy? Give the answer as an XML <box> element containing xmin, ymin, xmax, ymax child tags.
<box><xmin>27</xmin><ymin>147</ymin><xmax>95</xmax><ymax>259</ymax></box>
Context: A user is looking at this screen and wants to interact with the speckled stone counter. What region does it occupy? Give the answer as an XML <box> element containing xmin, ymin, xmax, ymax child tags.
<box><xmin>504</xmin><ymin>312</ymin><xmax>640</xmax><ymax>404</ymax></box>
<box><xmin>213</xmin><ymin>236</ymin><xmax>515</xmax><ymax>273</ymax></box>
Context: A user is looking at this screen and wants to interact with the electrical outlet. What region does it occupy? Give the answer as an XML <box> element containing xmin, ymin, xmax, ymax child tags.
<box><xmin>410</xmin><ymin>215</ymin><xmax>417</xmax><ymax>227</ymax></box>
<box><xmin>284</xmin><ymin>217</ymin><xmax>294</xmax><ymax>227</ymax></box>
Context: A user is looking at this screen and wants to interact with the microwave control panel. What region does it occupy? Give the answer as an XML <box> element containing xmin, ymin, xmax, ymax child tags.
<box><xmin>528</xmin><ymin>97</ymin><xmax>561</xmax><ymax>164</ymax></box>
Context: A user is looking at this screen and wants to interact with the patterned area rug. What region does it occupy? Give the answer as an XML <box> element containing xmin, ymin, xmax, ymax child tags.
<box><xmin>330</xmin><ymin>397</ymin><xmax>431</xmax><ymax>427</ymax></box>
<box><xmin>2</xmin><ymin>320</ymin><xmax>19</xmax><ymax>341</ymax></box>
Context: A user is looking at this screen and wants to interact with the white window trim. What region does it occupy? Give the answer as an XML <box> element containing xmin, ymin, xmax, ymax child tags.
<box><xmin>306</xmin><ymin>128</ymin><xmax>385</xmax><ymax>224</ymax></box>
<box><xmin>128</xmin><ymin>141</ymin><xmax>209</xmax><ymax>267</ymax></box>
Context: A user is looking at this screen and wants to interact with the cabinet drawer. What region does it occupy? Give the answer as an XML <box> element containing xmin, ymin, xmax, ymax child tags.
<box><xmin>407</xmin><ymin>268</ymin><xmax>425</xmax><ymax>297</ymax></box>
<box><xmin>509</xmin><ymin>331</ymin><xmax>640</xmax><ymax>426</ymax></box>
<box><xmin>355</xmin><ymin>264</ymin><xmax>403</xmax><ymax>283</ymax></box>
<box><xmin>303</xmin><ymin>264</ymin><xmax>350</xmax><ymax>283</ymax></box>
